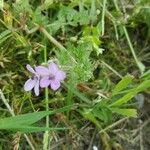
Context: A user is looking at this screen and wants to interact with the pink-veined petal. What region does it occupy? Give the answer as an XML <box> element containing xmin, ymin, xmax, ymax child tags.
<box><xmin>35</xmin><ymin>66</ymin><xmax>49</xmax><ymax>76</ymax></box>
<box><xmin>34</xmin><ymin>80</ymin><xmax>40</xmax><ymax>96</ymax></box>
<box><xmin>40</xmin><ymin>76</ymin><xmax>51</xmax><ymax>88</ymax></box>
<box><xmin>50</xmin><ymin>80</ymin><xmax>61</xmax><ymax>91</ymax></box>
<box><xmin>56</xmin><ymin>70</ymin><xmax>66</xmax><ymax>81</ymax></box>
<box><xmin>24</xmin><ymin>78</ymin><xmax>36</xmax><ymax>91</ymax></box>
<box><xmin>48</xmin><ymin>62</ymin><xmax>58</xmax><ymax>74</ymax></box>
<box><xmin>26</xmin><ymin>64</ymin><xmax>36</xmax><ymax>74</ymax></box>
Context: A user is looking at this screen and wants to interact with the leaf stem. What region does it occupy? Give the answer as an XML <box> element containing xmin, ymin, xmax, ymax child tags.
<box><xmin>43</xmin><ymin>45</ymin><xmax>49</xmax><ymax>150</ymax></box>
<box><xmin>122</xmin><ymin>26</ymin><xmax>145</xmax><ymax>74</ymax></box>
<box><xmin>101</xmin><ymin>0</ymin><xmax>107</xmax><ymax>36</ymax></box>
<box><xmin>101</xmin><ymin>60</ymin><xmax>123</xmax><ymax>78</ymax></box>
<box><xmin>112</xmin><ymin>0</ymin><xmax>145</xmax><ymax>74</ymax></box>
<box><xmin>40</xmin><ymin>27</ymin><xmax>65</xmax><ymax>50</ymax></box>
<box><xmin>40</xmin><ymin>27</ymin><xmax>77</xmax><ymax>64</ymax></box>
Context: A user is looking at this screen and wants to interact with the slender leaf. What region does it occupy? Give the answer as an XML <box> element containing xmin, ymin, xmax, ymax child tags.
<box><xmin>112</xmin><ymin>75</ymin><xmax>133</xmax><ymax>96</ymax></box>
<box><xmin>0</xmin><ymin>30</ymin><xmax>11</xmax><ymax>40</ymax></box>
<box><xmin>0</xmin><ymin>30</ymin><xmax>12</xmax><ymax>44</ymax></box>
<box><xmin>3</xmin><ymin>126</ymin><xmax>67</xmax><ymax>133</ymax></box>
<box><xmin>136</xmin><ymin>80</ymin><xmax>150</xmax><ymax>92</ymax></box>
<box><xmin>110</xmin><ymin>80</ymin><xmax>150</xmax><ymax>107</ymax></box>
<box><xmin>0</xmin><ymin>111</ymin><xmax>51</xmax><ymax>129</ymax></box>
<box><xmin>110</xmin><ymin>108</ymin><xmax>137</xmax><ymax>117</ymax></box>
<box><xmin>0</xmin><ymin>105</ymin><xmax>73</xmax><ymax>130</ymax></box>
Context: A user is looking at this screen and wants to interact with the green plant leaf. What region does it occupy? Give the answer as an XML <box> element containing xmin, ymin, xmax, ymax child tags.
<box><xmin>92</xmin><ymin>105</ymin><xmax>112</xmax><ymax>124</ymax></box>
<box><xmin>110</xmin><ymin>80</ymin><xmax>150</xmax><ymax>107</ymax></box>
<box><xmin>110</xmin><ymin>108</ymin><xmax>137</xmax><ymax>117</ymax></box>
<box><xmin>110</xmin><ymin>90</ymin><xmax>136</xmax><ymax>107</ymax></box>
<box><xmin>0</xmin><ymin>105</ymin><xmax>73</xmax><ymax>130</ymax></box>
<box><xmin>140</xmin><ymin>69</ymin><xmax>150</xmax><ymax>80</ymax></box>
<box><xmin>82</xmin><ymin>110</ymin><xmax>102</xmax><ymax>130</ymax></box>
<box><xmin>0</xmin><ymin>111</ymin><xmax>51</xmax><ymax>129</ymax></box>
<box><xmin>3</xmin><ymin>125</ymin><xmax>67</xmax><ymax>133</ymax></box>
<box><xmin>112</xmin><ymin>75</ymin><xmax>133</xmax><ymax>96</ymax></box>
<box><xmin>0</xmin><ymin>30</ymin><xmax>12</xmax><ymax>45</ymax></box>
<box><xmin>0</xmin><ymin>30</ymin><xmax>11</xmax><ymax>40</ymax></box>
<box><xmin>136</xmin><ymin>80</ymin><xmax>150</xmax><ymax>92</ymax></box>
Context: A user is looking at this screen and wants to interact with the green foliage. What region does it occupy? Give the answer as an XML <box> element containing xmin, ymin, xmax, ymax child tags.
<box><xmin>81</xmin><ymin>24</ymin><xmax>103</xmax><ymax>55</ymax></box>
<box><xmin>112</xmin><ymin>75</ymin><xmax>133</xmax><ymax>96</ymax></box>
<box><xmin>92</xmin><ymin>102</ymin><xmax>112</xmax><ymax>124</ymax></box>
<box><xmin>0</xmin><ymin>0</ymin><xmax>150</xmax><ymax>149</ymax></box>
<box><xmin>57</xmin><ymin>42</ymin><xmax>93</xmax><ymax>84</ymax></box>
<box><xmin>83</xmin><ymin>75</ymin><xmax>150</xmax><ymax>126</ymax></box>
<box><xmin>32</xmin><ymin>7</ymin><xmax>48</xmax><ymax>25</ymax></box>
<box><xmin>13</xmin><ymin>0</ymin><xmax>32</xmax><ymax>15</ymax></box>
<box><xmin>0</xmin><ymin>30</ymin><xmax>12</xmax><ymax>45</ymax></box>
<box><xmin>0</xmin><ymin>105</ymin><xmax>72</xmax><ymax>132</ymax></box>
<box><xmin>110</xmin><ymin>108</ymin><xmax>137</xmax><ymax>117</ymax></box>
<box><xmin>110</xmin><ymin>79</ymin><xmax>150</xmax><ymax>107</ymax></box>
<box><xmin>141</xmin><ymin>70</ymin><xmax>150</xmax><ymax>80</ymax></box>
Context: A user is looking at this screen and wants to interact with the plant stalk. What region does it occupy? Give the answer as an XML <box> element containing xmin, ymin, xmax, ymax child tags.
<box><xmin>43</xmin><ymin>45</ymin><xmax>49</xmax><ymax>150</ymax></box>
<box><xmin>101</xmin><ymin>0</ymin><xmax>107</xmax><ymax>36</ymax></box>
<box><xmin>40</xmin><ymin>27</ymin><xmax>77</xmax><ymax>64</ymax></box>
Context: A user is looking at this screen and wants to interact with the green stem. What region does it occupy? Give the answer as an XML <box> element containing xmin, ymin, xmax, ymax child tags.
<box><xmin>40</xmin><ymin>27</ymin><xmax>77</xmax><ymax>64</ymax></box>
<box><xmin>123</xmin><ymin>26</ymin><xmax>144</xmax><ymax>74</ymax></box>
<box><xmin>40</xmin><ymin>27</ymin><xmax>65</xmax><ymax>50</ymax></box>
<box><xmin>101</xmin><ymin>0</ymin><xmax>107</xmax><ymax>36</ymax></box>
<box><xmin>101</xmin><ymin>60</ymin><xmax>123</xmax><ymax>78</ymax></box>
<box><xmin>43</xmin><ymin>45</ymin><xmax>49</xmax><ymax>150</ymax></box>
<box><xmin>112</xmin><ymin>0</ymin><xmax>145</xmax><ymax>74</ymax></box>
<box><xmin>113</xmin><ymin>0</ymin><xmax>120</xmax><ymax>12</ymax></box>
<box><xmin>99</xmin><ymin>0</ymin><xmax>145</xmax><ymax>74</ymax></box>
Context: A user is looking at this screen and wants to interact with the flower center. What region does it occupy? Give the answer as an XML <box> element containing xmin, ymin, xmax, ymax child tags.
<box><xmin>49</xmin><ymin>74</ymin><xmax>55</xmax><ymax>80</ymax></box>
<box><xmin>31</xmin><ymin>75</ymin><xmax>39</xmax><ymax>80</ymax></box>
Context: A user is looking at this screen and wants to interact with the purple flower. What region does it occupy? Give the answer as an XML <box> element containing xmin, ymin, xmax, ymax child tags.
<box><xmin>40</xmin><ymin>62</ymin><xmax>66</xmax><ymax>91</ymax></box>
<box><xmin>24</xmin><ymin>64</ymin><xmax>49</xmax><ymax>96</ymax></box>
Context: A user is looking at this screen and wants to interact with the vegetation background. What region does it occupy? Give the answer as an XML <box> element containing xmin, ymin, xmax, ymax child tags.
<box><xmin>0</xmin><ymin>0</ymin><xmax>150</xmax><ymax>150</ymax></box>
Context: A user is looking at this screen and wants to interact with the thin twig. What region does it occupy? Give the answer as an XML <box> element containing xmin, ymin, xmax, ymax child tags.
<box><xmin>99</xmin><ymin>117</ymin><xmax>128</xmax><ymax>133</ymax></box>
<box><xmin>0</xmin><ymin>89</ymin><xmax>15</xmax><ymax>116</ymax></box>
<box><xmin>101</xmin><ymin>60</ymin><xmax>123</xmax><ymax>78</ymax></box>
<box><xmin>112</xmin><ymin>0</ymin><xmax>145</xmax><ymax>74</ymax></box>
<box><xmin>123</xmin><ymin>26</ymin><xmax>145</xmax><ymax>74</ymax></box>
<box><xmin>99</xmin><ymin>1</ymin><xmax>145</xmax><ymax>74</ymax></box>
<box><xmin>139</xmin><ymin>120</ymin><xmax>144</xmax><ymax>150</ymax></box>
<box><xmin>0</xmin><ymin>89</ymin><xmax>35</xmax><ymax>150</ymax></box>
<box><xmin>40</xmin><ymin>27</ymin><xmax>77</xmax><ymax>64</ymax></box>
<box><xmin>87</xmin><ymin>129</ymin><xmax>96</xmax><ymax>150</ymax></box>
<box><xmin>40</xmin><ymin>27</ymin><xmax>65</xmax><ymax>50</ymax></box>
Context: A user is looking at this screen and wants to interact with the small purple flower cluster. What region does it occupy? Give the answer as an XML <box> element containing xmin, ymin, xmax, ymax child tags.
<box><xmin>24</xmin><ymin>62</ymin><xmax>66</xmax><ymax>96</ymax></box>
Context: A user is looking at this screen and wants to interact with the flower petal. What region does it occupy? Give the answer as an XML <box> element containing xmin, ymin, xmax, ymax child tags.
<box><xmin>34</xmin><ymin>80</ymin><xmax>40</xmax><ymax>96</ymax></box>
<box><xmin>50</xmin><ymin>80</ymin><xmax>61</xmax><ymax>91</ymax></box>
<box><xmin>24</xmin><ymin>78</ymin><xmax>36</xmax><ymax>91</ymax></box>
<box><xmin>48</xmin><ymin>62</ymin><xmax>58</xmax><ymax>74</ymax></box>
<box><xmin>40</xmin><ymin>76</ymin><xmax>51</xmax><ymax>88</ymax></box>
<box><xmin>35</xmin><ymin>66</ymin><xmax>49</xmax><ymax>76</ymax></box>
<box><xmin>56</xmin><ymin>70</ymin><xmax>66</xmax><ymax>81</ymax></box>
<box><xmin>26</xmin><ymin>64</ymin><xmax>36</xmax><ymax>74</ymax></box>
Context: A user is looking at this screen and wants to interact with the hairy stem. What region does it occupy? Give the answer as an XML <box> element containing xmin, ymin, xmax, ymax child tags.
<box><xmin>43</xmin><ymin>45</ymin><xmax>49</xmax><ymax>150</ymax></box>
